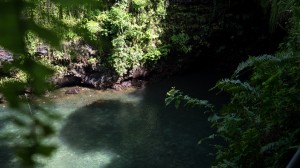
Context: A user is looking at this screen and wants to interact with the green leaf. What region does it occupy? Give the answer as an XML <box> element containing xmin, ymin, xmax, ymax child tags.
<box><xmin>198</xmin><ymin>134</ymin><xmax>216</xmax><ymax>144</ymax></box>
<box><xmin>208</xmin><ymin>114</ymin><xmax>222</xmax><ymax>122</ymax></box>
<box><xmin>165</xmin><ymin>97</ymin><xmax>173</xmax><ymax>106</ymax></box>
<box><xmin>0</xmin><ymin>1</ymin><xmax>25</xmax><ymax>54</ymax></box>
<box><xmin>0</xmin><ymin>81</ymin><xmax>26</xmax><ymax>108</ymax></box>
<box><xmin>15</xmin><ymin>57</ymin><xmax>54</xmax><ymax>95</ymax></box>
<box><xmin>37</xmin><ymin>144</ymin><xmax>56</xmax><ymax>157</ymax></box>
<box><xmin>174</xmin><ymin>99</ymin><xmax>181</xmax><ymax>109</ymax></box>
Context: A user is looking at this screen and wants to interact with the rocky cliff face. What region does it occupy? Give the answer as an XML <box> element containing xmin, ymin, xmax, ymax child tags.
<box><xmin>51</xmin><ymin>1</ymin><xmax>214</xmax><ymax>89</ymax></box>
<box><xmin>49</xmin><ymin>41</ymin><xmax>150</xmax><ymax>89</ymax></box>
<box><xmin>52</xmin><ymin>62</ymin><xmax>150</xmax><ymax>90</ymax></box>
<box><xmin>0</xmin><ymin>1</ymin><xmax>214</xmax><ymax>91</ymax></box>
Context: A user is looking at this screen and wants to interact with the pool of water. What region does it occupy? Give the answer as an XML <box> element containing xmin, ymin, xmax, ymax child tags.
<box><xmin>0</xmin><ymin>70</ymin><xmax>226</xmax><ymax>168</ymax></box>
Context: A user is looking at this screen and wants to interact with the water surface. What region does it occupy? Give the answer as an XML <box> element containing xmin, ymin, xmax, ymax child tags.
<box><xmin>1</xmin><ymin>70</ymin><xmax>226</xmax><ymax>168</ymax></box>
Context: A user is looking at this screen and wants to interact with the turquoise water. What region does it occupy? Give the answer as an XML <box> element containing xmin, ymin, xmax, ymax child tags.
<box><xmin>0</xmin><ymin>71</ymin><xmax>225</xmax><ymax>168</ymax></box>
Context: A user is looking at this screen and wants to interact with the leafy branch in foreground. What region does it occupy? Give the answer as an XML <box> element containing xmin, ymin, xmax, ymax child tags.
<box><xmin>1</xmin><ymin>104</ymin><xmax>60</xmax><ymax>167</ymax></box>
<box><xmin>166</xmin><ymin>3</ymin><xmax>300</xmax><ymax>166</ymax></box>
<box><xmin>165</xmin><ymin>87</ymin><xmax>214</xmax><ymax>111</ymax></box>
<box><xmin>0</xmin><ymin>0</ymin><xmax>97</xmax><ymax>166</ymax></box>
<box><xmin>166</xmin><ymin>53</ymin><xmax>300</xmax><ymax>167</ymax></box>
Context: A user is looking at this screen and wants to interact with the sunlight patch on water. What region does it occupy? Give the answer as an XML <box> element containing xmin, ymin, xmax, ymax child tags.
<box><xmin>48</xmin><ymin>87</ymin><xmax>143</xmax><ymax>106</ymax></box>
<box><xmin>43</xmin><ymin>145</ymin><xmax>116</xmax><ymax>168</ymax></box>
<box><xmin>38</xmin><ymin>87</ymin><xmax>145</xmax><ymax>119</ymax></box>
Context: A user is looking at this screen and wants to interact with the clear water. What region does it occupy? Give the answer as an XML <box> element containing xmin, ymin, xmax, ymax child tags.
<box><xmin>0</xmin><ymin>71</ymin><xmax>226</xmax><ymax>168</ymax></box>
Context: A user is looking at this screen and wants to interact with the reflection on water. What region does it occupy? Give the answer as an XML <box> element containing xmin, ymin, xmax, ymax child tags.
<box><xmin>0</xmin><ymin>71</ymin><xmax>226</xmax><ymax>168</ymax></box>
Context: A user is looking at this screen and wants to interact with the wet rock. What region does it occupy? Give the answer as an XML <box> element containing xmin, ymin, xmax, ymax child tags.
<box><xmin>0</xmin><ymin>49</ymin><xmax>13</xmax><ymax>62</ymax></box>
<box><xmin>54</xmin><ymin>75</ymin><xmax>82</xmax><ymax>87</ymax></box>
<box><xmin>49</xmin><ymin>47</ymin><xmax>154</xmax><ymax>90</ymax></box>
<box><xmin>131</xmin><ymin>79</ymin><xmax>146</xmax><ymax>88</ymax></box>
<box><xmin>65</xmin><ymin>40</ymin><xmax>97</xmax><ymax>57</ymax></box>
<box><xmin>35</xmin><ymin>45</ymin><xmax>48</xmax><ymax>56</ymax></box>
<box><xmin>82</xmin><ymin>70</ymin><xmax>119</xmax><ymax>89</ymax></box>
<box><xmin>112</xmin><ymin>81</ymin><xmax>133</xmax><ymax>90</ymax></box>
<box><xmin>121</xmin><ymin>81</ymin><xmax>132</xmax><ymax>87</ymax></box>
<box><xmin>131</xmin><ymin>66</ymin><xmax>149</xmax><ymax>79</ymax></box>
<box><xmin>65</xmin><ymin>87</ymin><xmax>80</xmax><ymax>94</ymax></box>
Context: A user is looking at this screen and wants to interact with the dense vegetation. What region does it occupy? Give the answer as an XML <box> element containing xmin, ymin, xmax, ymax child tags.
<box><xmin>166</xmin><ymin>0</ymin><xmax>300</xmax><ymax>167</ymax></box>
<box><xmin>0</xmin><ymin>0</ymin><xmax>299</xmax><ymax>167</ymax></box>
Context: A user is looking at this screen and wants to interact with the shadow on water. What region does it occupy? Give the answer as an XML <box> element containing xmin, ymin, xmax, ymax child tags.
<box><xmin>0</xmin><ymin>145</ymin><xmax>15</xmax><ymax>168</ymax></box>
<box><xmin>0</xmin><ymin>109</ymin><xmax>16</xmax><ymax>168</ymax></box>
<box><xmin>59</xmin><ymin>70</ymin><xmax>226</xmax><ymax>168</ymax></box>
<box><xmin>60</xmin><ymin>100</ymin><xmax>124</xmax><ymax>152</ymax></box>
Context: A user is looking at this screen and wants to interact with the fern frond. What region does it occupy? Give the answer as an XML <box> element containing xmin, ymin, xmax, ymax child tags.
<box><xmin>232</xmin><ymin>55</ymin><xmax>280</xmax><ymax>78</ymax></box>
<box><xmin>165</xmin><ymin>87</ymin><xmax>214</xmax><ymax>111</ymax></box>
<box><xmin>232</xmin><ymin>54</ymin><xmax>298</xmax><ymax>79</ymax></box>
<box><xmin>260</xmin><ymin>141</ymin><xmax>282</xmax><ymax>153</ymax></box>
<box><xmin>215</xmin><ymin>79</ymin><xmax>257</xmax><ymax>94</ymax></box>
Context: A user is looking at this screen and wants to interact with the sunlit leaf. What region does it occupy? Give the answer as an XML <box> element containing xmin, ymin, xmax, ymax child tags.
<box><xmin>164</xmin><ymin>97</ymin><xmax>173</xmax><ymax>106</ymax></box>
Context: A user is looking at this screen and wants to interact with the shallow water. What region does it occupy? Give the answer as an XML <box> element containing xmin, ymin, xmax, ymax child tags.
<box><xmin>0</xmin><ymin>71</ymin><xmax>226</xmax><ymax>168</ymax></box>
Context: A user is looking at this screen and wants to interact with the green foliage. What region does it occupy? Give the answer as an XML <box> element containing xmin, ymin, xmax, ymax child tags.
<box><xmin>85</xmin><ymin>20</ymin><xmax>101</xmax><ymax>34</ymax></box>
<box><xmin>0</xmin><ymin>0</ymin><xmax>86</xmax><ymax>166</ymax></box>
<box><xmin>166</xmin><ymin>87</ymin><xmax>214</xmax><ymax>110</ymax></box>
<box><xmin>259</xmin><ymin>0</ymin><xmax>297</xmax><ymax>31</ymax></box>
<box><xmin>165</xmin><ymin>2</ymin><xmax>212</xmax><ymax>58</ymax></box>
<box><xmin>280</xmin><ymin>5</ymin><xmax>300</xmax><ymax>52</ymax></box>
<box><xmin>89</xmin><ymin>0</ymin><xmax>168</xmax><ymax>75</ymax></box>
<box><xmin>166</xmin><ymin>4</ymin><xmax>300</xmax><ymax>167</ymax></box>
<box><xmin>132</xmin><ymin>0</ymin><xmax>148</xmax><ymax>9</ymax></box>
<box><xmin>166</xmin><ymin>53</ymin><xmax>300</xmax><ymax>167</ymax></box>
<box><xmin>170</xmin><ymin>32</ymin><xmax>192</xmax><ymax>54</ymax></box>
<box><xmin>1</xmin><ymin>105</ymin><xmax>60</xmax><ymax>167</ymax></box>
<box><xmin>0</xmin><ymin>0</ymin><xmax>25</xmax><ymax>54</ymax></box>
<box><xmin>25</xmin><ymin>31</ymin><xmax>41</xmax><ymax>56</ymax></box>
<box><xmin>0</xmin><ymin>0</ymin><xmax>167</xmax><ymax>165</ymax></box>
<box><xmin>213</xmin><ymin>53</ymin><xmax>300</xmax><ymax>167</ymax></box>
